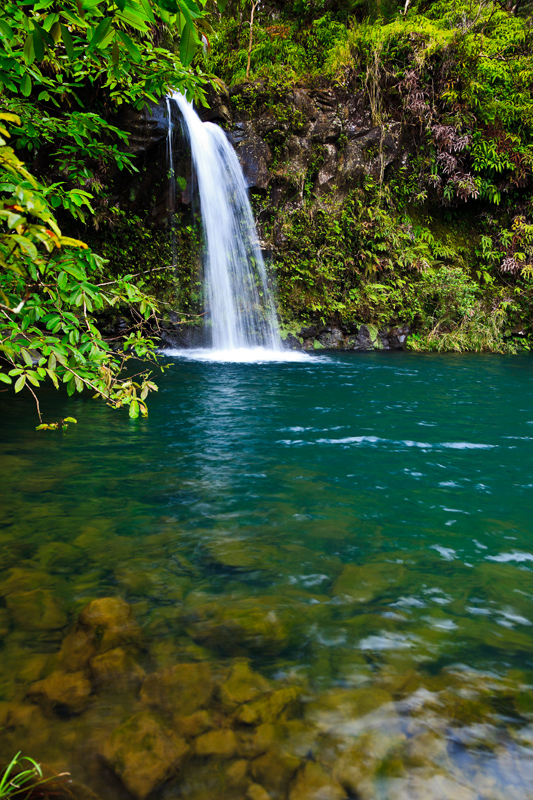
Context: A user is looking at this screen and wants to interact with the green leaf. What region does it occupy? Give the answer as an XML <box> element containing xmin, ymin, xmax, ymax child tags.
<box><xmin>129</xmin><ymin>399</ymin><xmax>139</xmax><ymax>418</ymax></box>
<box><xmin>0</xmin><ymin>20</ymin><xmax>14</xmax><ymax>41</ymax></box>
<box><xmin>33</xmin><ymin>26</ymin><xmax>45</xmax><ymax>61</ymax></box>
<box><xmin>0</xmin><ymin>373</ymin><xmax>12</xmax><ymax>385</ymax></box>
<box><xmin>117</xmin><ymin>30</ymin><xmax>141</xmax><ymax>63</ymax></box>
<box><xmin>179</xmin><ymin>20</ymin><xmax>198</xmax><ymax>67</ymax></box>
<box><xmin>14</xmin><ymin>375</ymin><xmax>26</xmax><ymax>393</ymax></box>
<box><xmin>60</xmin><ymin>24</ymin><xmax>76</xmax><ymax>61</ymax></box>
<box><xmin>88</xmin><ymin>17</ymin><xmax>113</xmax><ymax>51</ymax></box>
<box><xmin>23</xmin><ymin>34</ymin><xmax>35</xmax><ymax>65</ymax></box>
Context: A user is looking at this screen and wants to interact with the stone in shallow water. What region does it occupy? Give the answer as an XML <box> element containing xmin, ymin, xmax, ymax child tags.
<box><xmin>27</xmin><ymin>670</ymin><xmax>92</xmax><ymax>715</ymax></box>
<box><xmin>37</xmin><ymin>542</ymin><xmax>85</xmax><ymax>573</ymax></box>
<box><xmin>195</xmin><ymin>728</ymin><xmax>238</xmax><ymax>758</ymax></box>
<box><xmin>289</xmin><ymin>762</ymin><xmax>347</xmax><ymax>800</ymax></box>
<box><xmin>250</xmin><ymin>749</ymin><xmax>300</xmax><ymax>796</ymax></box>
<box><xmin>59</xmin><ymin>597</ymin><xmax>142</xmax><ymax>672</ymax></box>
<box><xmin>226</xmin><ymin>758</ymin><xmax>249</xmax><ymax>787</ymax></box>
<box><xmin>333</xmin><ymin>562</ymin><xmax>407</xmax><ymax>603</ymax></box>
<box><xmin>247</xmin><ymin>783</ymin><xmax>272</xmax><ymax>800</ymax></box>
<box><xmin>90</xmin><ymin>646</ymin><xmax>145</xmax><ymax>687</ymax></box>
<box><xmin>204</xmin><ymin>538</ymin><xmax>279</xmax><ymax>570</ymax></box>
<box><xmin>185</xmin><ymin>596</ymin><xmax>290</xmax><ymax>655</ymax></box>
<box><xmin>174</xmin><ymin>709</ymin><xmax>212</xmax><ymax>739</ymax></box>
<box><xmin>236</xmin><ymin>686</ymin><xmax>303</xmax><ymax>725</ymax></box>
<box><xmin>100</xmin><ymin>711</ymin><xmax>189</xmax><ymax>800</ymax></box>
<box><xmin>0</xmin><ymin>567</ymin><xmax>54</xmax><ymax>597</ymax></box>
<box><xmin>220</xmin><ymin>660</ymin><xmax>271</xmax><ymax>708</ymax></box>
<box><xmin>78</xmin><ymin>597</ymin><xmax>142</xmax><ymax>652</ymax></box>
<box><xmin>140</xmin><ymin>661</ymin><xmax>215</xmax><ymax>717</ymax></box>
<box><xmin>6</xmin><ymin>589</ymin><xmax>67</xmax><ymax>631</ymax></box>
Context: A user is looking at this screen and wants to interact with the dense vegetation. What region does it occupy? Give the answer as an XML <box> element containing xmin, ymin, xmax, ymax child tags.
<box><xmin>2</xmin><ymin>0</ymin><xmax>533</xmax><ymax>421</ymax></box>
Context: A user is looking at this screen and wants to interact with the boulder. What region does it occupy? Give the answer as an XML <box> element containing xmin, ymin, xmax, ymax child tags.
<box><xmin>220</xmin><ymin>661</ymin><xmax>271</xmax><ymax>708</ymax></box>
<box><xmin>5</xmin><ymin>589</ymin><xmax>67</xmax><ymax>631</ymax></box>
<box><xmin>289</xmin><ymin>762</ymin><xmax>347</xmax><ymax>800</ymax></box>
<box><xmin>100</xmin><ymin>712</ymin><xmax>189</xmax><ymax>800</ymax></box>
<box><xmin>140</xmin><ymin>661</ymin><xmax>215</xmax><ymax>717</ymax></box>
<box><xmin>27</xmin><ymin>670</ymin><xmax>92</xmax><ymax>715</ymax></box>
<box><xmin>194</xmin><ymin>728</ymin><xmax>238</xmax><ymax>758</ymax></box>
<box><xmin>333</xmin><ymin>562</ymin><xmax>407</xmax><ymax>603</ymax></box>
<box><xmin>90</xmin><ymin>646</ymin><xmax>145</xmax><ymax>687</ymax></box>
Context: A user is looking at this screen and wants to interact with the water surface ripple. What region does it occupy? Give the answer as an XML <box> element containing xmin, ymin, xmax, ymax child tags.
<box><xmin>1</xmin><ymin>352</ymin><xmax>533</xmax><ymax>800</ymax></box>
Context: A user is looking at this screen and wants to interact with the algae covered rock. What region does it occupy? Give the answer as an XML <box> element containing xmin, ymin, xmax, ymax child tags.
<box><xmin>140</xmin><ymin>661</ymin><xmax>215</xmax><ymax>717</ymax></box>
<box><xmin>27</xmin><ymin>670</ymin><xmax>92</xmax><ymax>715</ymax></box>
<box><xmin>220</xmin><ymin>660</ymin><xmax>271</xmax><ymax>708</ymax></box>
<box><xmin>90</xmin><ymin>646</ymin><xmax>145</xmax><ymax>687</ymax></box>
<box><xmin>333</xmin><ymin>562</ymin><xmax>407</xmax><ymax>603</ymax></box>
<box><xmin>236</xmin><ymin>686</ymin><xmax>303</xmax><ymax>725</ymax></box>
<box><xmin>59</xmin><ymin>597</ymin><xmax>142</xmax><ymax>671</ymax></box>
<box><xmin>194</xmin><ymin>728</ymin><xmax>238</xmax><ymax>758</ymax></box>
<box><xmin>250</xmin><ymin>748</ymin><xmax>301</xmax><ymax>796</ymax></box>
<box><xmin>289</xmin><ymin>762</ymin><xmax>347</xmax><ymax>800</ymax></box>
<box><xmin>101</xmin><ymin>711</ymin><xmax>189</xmax><ymax>800</ymax></box>
<box><xmin>185</xmin><ymin>596</ymin><xmax>290</xmax><ymax>656</ymax></box>
<box><xmin>6</xmin><ymin>589</ymin><xmax>67</xmax><ymax>631</ymax></box>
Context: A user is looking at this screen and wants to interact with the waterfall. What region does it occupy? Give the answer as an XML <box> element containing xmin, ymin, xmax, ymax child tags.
<box><xmin>169</xmin><ymin>92</ymin><xmax>282</xmax><ymax>353</ymax></box>
<box><xmin>165</xmin><ymin>97</ymin><xmax>177</xmax><ymax>272</ymax></box>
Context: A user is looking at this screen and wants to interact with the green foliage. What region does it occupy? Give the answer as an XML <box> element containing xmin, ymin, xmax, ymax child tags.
<box><xmin>0</xmin><ymin>0</ymin><xmax>218</xmax><ymax>104</ymax></box>
<box><xmin>0</xmin><ymin>114</ymin><xmax>162</xmax><ymax>422</ymax></box>
<box><xmin>0</xmin><ymin>752</ymin><xmax>67</xmax><ymax>799</ymax></box>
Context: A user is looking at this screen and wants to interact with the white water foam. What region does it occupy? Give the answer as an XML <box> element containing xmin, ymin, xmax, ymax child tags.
<box><xmin>164</xmin><ymin>347</ymin><xmax>312</xmax><ymax>363</ymax></box>
<box><xmin>171</xmin><ymin>93</ymin><xmax>282</xmax><ymax>352</ymax></box>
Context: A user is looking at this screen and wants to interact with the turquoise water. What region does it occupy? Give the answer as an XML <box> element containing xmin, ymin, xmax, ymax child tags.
<box><xmin>1</xmin><ymin>351</ymin><xmax>533</xmax><ymax>799</ymax></box>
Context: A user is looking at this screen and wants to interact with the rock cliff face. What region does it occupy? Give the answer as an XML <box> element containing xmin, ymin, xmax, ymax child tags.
<box><xmin>116</xmin><ymin>86</ymin><xmax>410</xmax><ymax>351</ymax></box>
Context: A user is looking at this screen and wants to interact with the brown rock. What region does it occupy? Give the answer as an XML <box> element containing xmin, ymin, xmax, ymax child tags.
<box><xmin>220</xmin><ymin>661</ymin><xmax>271</xmax><ymax>708</ymax></box>
<box><xmin>6</xmin><ymin>589</ymin><xmax>67</xmax><ymax>631</ymax></box>
<box><xmin>247</xmin><ymin>784</ymin><xmax>272</xmax><ymax>800</ymax></box>
<box><xmin>90</xmin><ymin>647</ymin><xmax>145</xmax><ymax>687</ymax></box>
<box><xmin>333</xmin><ymin>562</ymin><xmax>406</xmax><ymax>603</ymax></box>
<box><xmin>174</xmin><ymin>709</ymin><xmax>212</xmax><ymax>739</ymax></box>
<box><xmin>101</xmin><ymin>712</ymin><xmax>189</xmax><ymax>800</ymax></box>
<box><xmin>195</xmin><ymin>728</ymin><xmax>238</xmax><ymax>758</ymax></box>
<box><xmin>236</xmin><ymin>686</ymin><xmax>302</xmax><ymax>725</ymax></box>
<box><xmin>289</xmin><ymin>762</ymin><xmax>346</xmax><ymax>800</ymax></box>
<box><xmin>226</xmin><ymin>759</ymin><xmax>249</xmax><ymax>787</ymax></box>
<box><xmin>78</xmin><ymin>597</ymin><xmax>141</xmax><ymax>652</ymax></box>
<box><xmin>250</xmin><ymin>749</ymin><xmax>300</xmax><ymax>795</ymax></box>
<box><xmin>140</xmin><ymin>662</ymin><xmax>214</xmax><ymax>717</ymax></box>
<box><xmin>27</xmin><ymin>670</ymin><xmax>92</xmax><ymax>715</ymax></box>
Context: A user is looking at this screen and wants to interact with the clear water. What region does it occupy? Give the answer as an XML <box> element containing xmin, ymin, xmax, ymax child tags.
<box><xmin>1</xmin><ymin>352</ymin><xmax>533</xmax><ymax>800</ymax></box>
<box><xmin>173</xmin><ymin>94</ymin><xmax>281</xmax><ymax>351</ymax></box>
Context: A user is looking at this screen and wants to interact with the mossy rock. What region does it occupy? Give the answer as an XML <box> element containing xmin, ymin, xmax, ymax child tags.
<box><xmin>333</xmin><ymin>562</ymin><xmax>407</xmax><ymax>603</ymax></box>
<box><xmin>140</xmin><ymin>661</ymin><xmax>215</xmax><ymax>717</ymax></box>
<box><xmin>100</xmin><ymin>712</ymin><xmax>189</xmax><ymax>800</ymax></box>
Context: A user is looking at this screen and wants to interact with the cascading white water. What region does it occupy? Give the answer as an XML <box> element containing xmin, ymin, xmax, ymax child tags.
<box><xmin>170</xmin><ymin>92</ymin><xmax>282</xmax><ymax>353</ymax></box>
<box><xmin>165</xmin><ymin>97</ymin><xmax>177</xmax><ymax>272</ymax></box>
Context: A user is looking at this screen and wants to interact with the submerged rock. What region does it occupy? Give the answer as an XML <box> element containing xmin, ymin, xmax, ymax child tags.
<box><xmin>90</xmin><ymin>646</ymin><xmax>145</xmax><ymax>687</ymax></box>
<box><xmin>59</xmin><ymin>597</ymin><xmax>142</xmax><ymax>672</ymax></box>
<box><xmin>333</xmin><ymin>562</ymin><xmax>407</xmax><ymax>603</ymax></box>
<box><xmin>27</xmin><ymin>670</ymin><xmax>92</xmax><ymax>715</ymax></box>
<box><xmin>194</xmin><ymin>728</ymin><xmax>238</xmax><ymax>758</ymax></box>
<box><xmin>236</xmin><ymin>686</ymin><xmax>303</xmax><ymax>725</ymax></box>
<box><xmin>185</xmin><ymin>597</ymin><xmax>290</xmax><ymax>655</ymax></box>
<box><xmin>101</xmin><ymin>711</ymin><xmax>189</xmax><ymax>800</ymax></box>
<box><xmin>140</xmin><ymin>661</ymin><xmax>215</xmax><ymax>717</ymax></box>
<box><xmin>220</xmin><ymin>661</ymin><xmax>271</xmax><ymax>708</ymax></box>
<box><xmin>6</xmin><ymin>588</ymin><xmax>67</xmax><ymax>631</ymax></box>
<box><xmin>289</xmin><ymin>762</ymin><xmax>347</xmax><ymax>800</ymax></box>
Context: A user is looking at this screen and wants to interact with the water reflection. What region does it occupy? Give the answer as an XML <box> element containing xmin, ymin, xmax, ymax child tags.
<box><xmin>0</xmin><ymin>353</ymin><xmax>532</xmax><ymax>798</ymax></box>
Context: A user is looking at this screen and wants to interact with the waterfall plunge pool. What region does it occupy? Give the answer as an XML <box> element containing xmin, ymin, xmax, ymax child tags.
<box><xmin>1</xmin><ymin>351</ymin><xmax>533</xmax><ymax>800</ymax></box>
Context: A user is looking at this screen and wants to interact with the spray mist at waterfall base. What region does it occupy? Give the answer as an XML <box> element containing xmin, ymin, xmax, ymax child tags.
<box><xmin>164</xmin><ymin>346</ymin><xmax>312</xmax><ymax>363</ymax></box>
